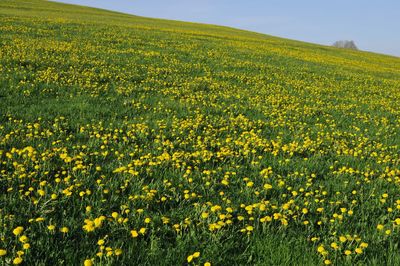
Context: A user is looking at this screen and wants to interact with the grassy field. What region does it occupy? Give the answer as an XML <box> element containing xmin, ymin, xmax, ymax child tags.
<box><xmin>1</xmin><ymin>0</ymin><xmax>400</xmax><ymax>265</ymax></box>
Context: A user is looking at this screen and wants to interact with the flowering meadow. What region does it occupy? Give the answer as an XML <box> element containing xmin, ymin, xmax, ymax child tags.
<box><xmin>1</xmin><ymin>0</ymin><xmax>400</xmax><ymax>265</ymax></box>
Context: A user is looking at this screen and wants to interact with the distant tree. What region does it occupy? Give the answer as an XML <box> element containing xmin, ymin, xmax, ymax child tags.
<box><xmin>332</xmin><ymin>40</ymin><xmax>358</xmax><ymax>50</ymax></box>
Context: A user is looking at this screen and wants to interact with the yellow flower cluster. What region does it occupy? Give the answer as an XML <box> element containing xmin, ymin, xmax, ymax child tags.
<box><xmin>0</xmin><ymin>0</ymin><xmax>400</xmax><ymax>265</ymax></box>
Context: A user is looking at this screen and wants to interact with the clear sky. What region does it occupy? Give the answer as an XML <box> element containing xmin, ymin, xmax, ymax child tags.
<box><xmin>54</xmin><ymin>0</ymin><xmax>400</xmax><ymax>57</ymax></box>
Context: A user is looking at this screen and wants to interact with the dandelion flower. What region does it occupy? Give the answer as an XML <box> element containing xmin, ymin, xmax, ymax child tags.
<box><xmin>83</xmin><ymin>259</ymin><xmax>93</xmax><ymax>266</ymax></box>
<box><xmin>131</xmin><ymin>230</ymin><xmax>139</xmax><ymax>238</ymax></box>
<box><xmin>13</xmin><ymin>257</ymin><xmax>23</xmax><ymax>265</ymax></box>
<box><xmin>13</xmin><ymin>227</ymin><xmax>24</xmax><ymax>236</ymax></box>
<box><xmin>0</xmin><ymin>249</ymin><xmax>7</xmax><ymax>256</ymax></box>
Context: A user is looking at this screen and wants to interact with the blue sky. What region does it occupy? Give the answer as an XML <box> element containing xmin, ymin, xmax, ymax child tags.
<box><xmin>55</xmin><ymin>0</ymin><xmax>400</xmax><ymax>57</ymax></box>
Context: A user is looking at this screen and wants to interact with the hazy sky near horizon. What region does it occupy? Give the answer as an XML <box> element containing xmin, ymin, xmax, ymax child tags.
<box><xmin>55</xmin><ymin>0</ymin><xmax>400</xmax><ymax>57</ymax></box>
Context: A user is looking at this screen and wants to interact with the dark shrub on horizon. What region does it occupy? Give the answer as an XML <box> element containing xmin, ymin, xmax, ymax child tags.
<box><xmin>332</xmin><ymin>40</ymin><xmax>358</xmax><ymax>50</ymax></box>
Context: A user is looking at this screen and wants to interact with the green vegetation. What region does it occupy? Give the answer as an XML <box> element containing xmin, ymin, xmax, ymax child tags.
<box><xmin>1</xmin><ymin>0</ymin><xmax>400</xmax><ymax>265</ymax></box>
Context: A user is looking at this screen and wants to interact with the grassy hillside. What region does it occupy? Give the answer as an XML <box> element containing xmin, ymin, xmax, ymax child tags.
<box><xmin>1</xmin><ymin>0</ymin><xmax>400</xmax><ymax>265</ymax></box>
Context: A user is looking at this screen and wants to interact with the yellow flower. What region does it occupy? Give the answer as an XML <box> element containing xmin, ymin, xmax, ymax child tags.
<box><xmin>144</xmin><ymin>217</ymin><xmax>151</xmax><ymax>224</ymax></box>
<box><xmin>19</xmin><ymin>235</ymin><xmax>28</xmax><ymax>243</ymax></box>
<box><xmin>187</xmin><ymin>255</ymin><xmax>193</xmax><ymax>263</ymax></box>
<box><xmin>23</xmin><ymin>243</ymin><xmax>31</xmax><ymax>249</ymax></box>
<box><xmin>360</xmin><ymin>242</ymin><xmax>368</xmax><ymax>248</ymax></box>
<box><xmin>377</xmin><ymin>224</ymin><xmax>384</xmax><ymax>230</ymax></box>
<box><xmin>94</xmin><ymin>217</ymin><xmax>104</xmax><ymax>228</ymax></box>
<box><xmin>139</xmin><ymin>228</ymin><xmax>146</xmax><ymax>234</ymax></box>
<box><xmin>13</xmin><ymin>227</ymin><xmax>24</xmax><ymax>236</ymax></box>
<box><xmin>131</xmin><ymin>230</ymin><xmax>139</xmax><ymax>238</ymax></box>
<box><xmin>60</xmin><ymin>227</ymin><xmax>69</xmax><ymax>233</ymax></box>
<box><xmin>317</xmin><ymin>245</ymin><xmax>325</xmax><ymax>253</ymax></box>
<box><xmin>355</xmin><ymin>248</ymin><xmax>363</xmax><ymax>254</ymax></box>
<box><xmin>83</xmin><ymin>221</ymin><xmax>95</xmax><ymax>232</ymax></box>
<box><xmin>339</xmin><ymin>236</ymin><xmax>347</xmax><ymax>242</ymax></box>
<box><xmin>344</xmin><ymin>250</ymin><xmax>351</xmax><ymax>256</ymax></box>
<box><xmin>83</xmin><ymin>259</ymin><xmax>93</xmax><ymax>266</ymax></box>
<box><xmin>193</xmin><ymin>252</ymin><xmax>200</xmax><ymax>258</ymax></box>
<box><xmin>13</xmin><ymin>257</ymin><xmax>23</xmax><ymax>265</ymax></box>
<box><xmin>204</xmin><ymin>262</ymin><xmax>211</xmax><ymax>266</ymax></box>
<box><xmin>246</xmin><ymin>225</ymin><xmax>254</xmax><ymax>232</ymax></box>
<box><xmin>221</xmin><ymin>179</ymin><xmax>229</xmax><ymax>186</ymax></box>
<box><xmin>0</xmin><ymin>249</ymin><xmax>7</xmax><ymax>256</ymax></box>
<box><xmin>264</xmin><ymin>184</ymin><xmax>272</xmax><ymax>190</ymax></box>
<box><xmin>48</xmin><ymin>225</ymin><xmax>56</xmax><ymax>231</ymax></box>
<box><xmin>324</xmin><ymin>260</ymin><xmax>332</xmax><ymax>265</ymax></box>
<box><xmin>115</xmin><ymin>249</ymin><xmax>122</xmax><ymax>256</ymax></box>
<box><xmin>330</xmin><ymin>242</ymin><xmax>338</xmax><ymax>249</ymax></box>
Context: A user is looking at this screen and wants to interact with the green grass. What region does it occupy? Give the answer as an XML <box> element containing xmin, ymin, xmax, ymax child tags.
<box><xmin>1</xmin><ymin>0</ymin><xmax>400</xmax><ymax>265</ymax></box>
